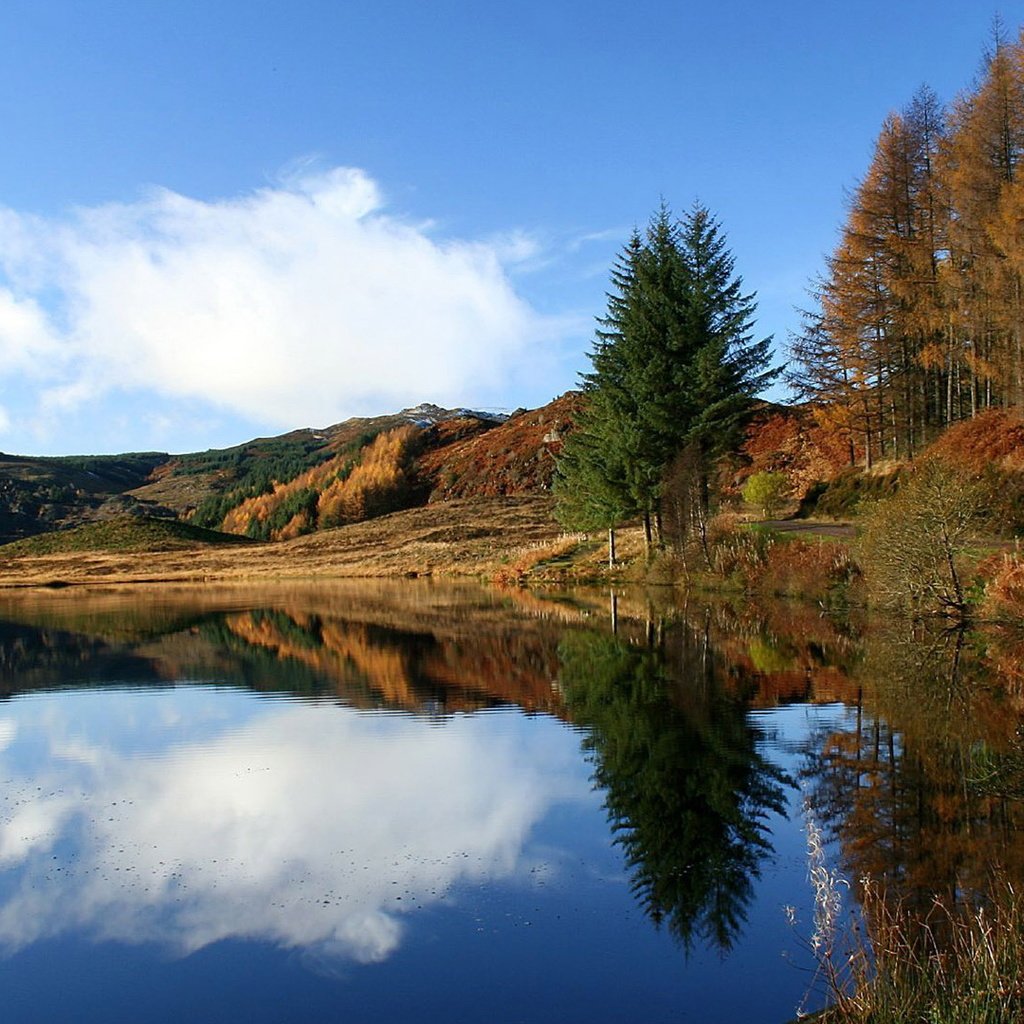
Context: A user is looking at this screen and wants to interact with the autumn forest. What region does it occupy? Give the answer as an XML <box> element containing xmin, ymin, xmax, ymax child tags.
<box><xmin>789</xmin><ymin>25</ymin><xmax>1024</xmax><ymax>467</ymax></box>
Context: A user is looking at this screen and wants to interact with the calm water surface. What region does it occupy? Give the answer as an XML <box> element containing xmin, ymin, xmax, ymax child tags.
<box><xmin>0</xmin><ymin>582</ymin><xmax>1019</xmax><ymax>1023</ymax></box>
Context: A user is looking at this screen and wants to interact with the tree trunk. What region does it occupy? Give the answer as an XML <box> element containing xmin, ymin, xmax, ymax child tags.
<box><xmin>940</xmin><ymin>524</ymin><xmax>966</xmax><ymax>615</ymax></box>
<box><xmin>947</xmin><ymin>325</ymin><xmax>955</xmax><ymax>425</ymax></box>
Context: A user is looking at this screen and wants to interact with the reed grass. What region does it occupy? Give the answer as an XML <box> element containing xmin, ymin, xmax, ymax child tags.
<box><xmin>792</xmin><ymin>807</ymin><xmax>1024</xmax><ymax>1023</ymax></box>
<box><xmin>819</xmin><ymin>878</ymin><xmax>1024</xmax><ymax>1023</ymax></box>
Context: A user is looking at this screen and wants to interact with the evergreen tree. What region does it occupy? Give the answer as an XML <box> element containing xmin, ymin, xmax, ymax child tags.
<box><xmin>555</xmin><ymin>203</ymin><xmax>777</xmax><ymax>549</ymax></box>
<box><xmin>552</xmin><ymin>398</ymin><xmax>633</xmax><ymax>565</ymax></box>
<box><xmin>669</xmin><ymin>205</ymin><xmax>777</xmax><ymax>521</ymax></box>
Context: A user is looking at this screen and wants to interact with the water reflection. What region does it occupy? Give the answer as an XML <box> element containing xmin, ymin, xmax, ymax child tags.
<box><xmin>0</xmin><ymin>689</ymin><xmax>587</xmax><ymax>963</ymax></box>
<box><xmin>0</xmin><ymin>581</ymin><xmax>1020</xmax><ymax>1020</ymax></box>
<box><xmin>0</xmin><ymin>584</ymin><xmax>567</xmax><ymax>715</ymax></box>
<box><xmin>559</xmin><ymin>626</ymin><xmax>791</xmax><ymax>952</ymax></box>
<box><xmin>802</xmin><ymin>620</ymin><xmax>1024</xmax><ymax>891</ymax></box>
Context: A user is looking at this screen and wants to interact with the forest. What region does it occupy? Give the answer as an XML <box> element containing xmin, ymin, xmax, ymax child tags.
<box><xmin>789</xmin><ymin>24</ymin><xmax>1024</xmax><ymax>467</ymax></box>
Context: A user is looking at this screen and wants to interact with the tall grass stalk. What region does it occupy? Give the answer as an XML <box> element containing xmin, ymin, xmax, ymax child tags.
<box><xmin>794</xmin><ymin>863</ymin><xmax>1024</xmax><ymax>1019</ymax></box>
<box><xmin>788</xmin><ymin>803</ymin><xmax>852</xmax><ymax>1019</ymax></box>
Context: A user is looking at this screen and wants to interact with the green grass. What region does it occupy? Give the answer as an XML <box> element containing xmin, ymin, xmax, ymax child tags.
<box><xmin>0</xmin><ymin>516</ymin><xmax>256</xmax><ymax>555</ymax></box>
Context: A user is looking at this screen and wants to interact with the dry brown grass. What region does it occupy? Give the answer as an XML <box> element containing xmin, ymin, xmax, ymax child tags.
<box><xmin>813</xmin><ymin>876</ymin><xmax>1024</xmax><ymax>1024</ymax></box>
<box><xmin>490</xmin><ymin>534</ymin><xmax>586</xmax><ymax>587</ymax></box>
<box><xmin>0</xmin><ymin>491</ymin><xmax>869</xmax><ymax>600</ymax></box>
<box><xmin>0</xmin><ymin>496</ymin><xmax>567</xmax><ymax>589</ymax></box>
<box><xmin>980</xmin><ymin>552</ymin><xmax>1024</xmax><ymax>619</ymax></box>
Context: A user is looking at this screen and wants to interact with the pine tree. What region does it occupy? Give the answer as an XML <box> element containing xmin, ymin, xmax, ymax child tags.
<box><xmin>555</xmin><ymin>202</ymin><xmax>777</xmax><ymax>552</ymax></box>
<box><xmin>671</xmin><ymin>204</ymin><xmax>777</xmax><ymax>465</ymax></box>
<box><xmin>552</xmin><ymin>404</ymin><xmax>633</xmax><ymax>566</ymax></box>
<box><xmin>555</xmin><ymin>229</ymin><xmax>648</xmax><ymax>560</ymax></box>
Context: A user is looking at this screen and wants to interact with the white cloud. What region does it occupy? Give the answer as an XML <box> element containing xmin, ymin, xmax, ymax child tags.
<box><xmin>0</xmin><ymin>168</ymin><xmax>568</xmax><ymax>432</ymax></box>
<box><xmin>0</xmin><ymin>289</ymin><xmax>61</xmax><ymax>373</ymax></box>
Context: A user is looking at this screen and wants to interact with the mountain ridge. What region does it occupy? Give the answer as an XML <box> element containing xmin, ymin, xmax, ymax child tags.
<box><xmin>0</xmin><ymin>396</ymin><xmax>576</xmax><ymax>545</ymax></box>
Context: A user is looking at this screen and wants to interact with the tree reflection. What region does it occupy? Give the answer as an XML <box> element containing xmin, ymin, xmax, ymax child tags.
<box><xmin>802</xmin><ymin>620</ymin><xmax>1024</xmax><ymax>921</ymax></box>
<box><xmin>558</xmin><ymin>621</ymin><xmax>791</xmax><ymax>953</ymax></box>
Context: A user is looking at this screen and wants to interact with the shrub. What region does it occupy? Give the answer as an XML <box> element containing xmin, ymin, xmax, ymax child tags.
<box><xmin>980</xmin><ymin>553</ymin><xmax>1024</xmax><ymax>619</ymax></box>
<box><xmin>858</xmin><ymin>461</ymin><xmax>993</xmax><ymax>617</ymax></box>
<box><xmin>798</xmin><ymin>466</ymin><xmax>905</xmax><ymax>519</ymax></box>
<box><xmin>696</xmin><ymin>517</ymin><xmax>859</xmax><ymax>602</ymax></box>
<box><xmin>741</xmin><ymin>470</ymin><xmax>789</xmax><ymax>518</ymax></box>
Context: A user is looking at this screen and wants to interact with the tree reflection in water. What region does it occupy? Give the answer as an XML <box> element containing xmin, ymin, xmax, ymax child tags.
<box><xmin>558</xmin><ymin>620</ymin><xmax>792</xmax><ymax>953</ymax></box>
<box><xmin>802</xmin><ymin>619</ymin><xmax>1024</xmax><ymax>932</ymax></box>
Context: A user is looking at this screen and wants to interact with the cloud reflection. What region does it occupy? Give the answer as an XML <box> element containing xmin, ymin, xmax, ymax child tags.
<box><xmin>0</xmin><ymin>690</ymin><xmax>588</xmax><ymax>964</ymax></box>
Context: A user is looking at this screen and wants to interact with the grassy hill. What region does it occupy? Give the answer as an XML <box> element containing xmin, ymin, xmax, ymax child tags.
<box><xmin>0</xmin><ymin>495</ymin><xmax>569</xmax><ymax>587</ymax></box>
<box><xmin>123</xmin><ymin>398</ymin><xmax>571</xmax><ymax>543</ymax></box>
<box><xmin>1</xmin><ymin>515</ymin><xmax>256</xmax><ymax>556</ymax></box>
<box><xmin>0</xmin><ymin>451</ymin><xmax>171</xmax><ymax>543</ymax></box>
<box><xmin>0</xmin><ymin>404</ymin><xmax>521</xmax><ymax>546</ymax></box>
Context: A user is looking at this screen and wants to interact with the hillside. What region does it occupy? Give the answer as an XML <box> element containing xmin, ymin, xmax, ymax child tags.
<box><xmin>0</xmin><ymin>398</ymin><xmax>572</xmax><ymax>547</ymax></box>
<box><xmin>150</xmin><ymin>397</ymin><xmax>572</xmax><ymax>542</ymax></box>
<box><xmin>0</xmin><ymin>495</ymin><xmax>567</xmax><ymax>587</ymax></box>
<box><xmin>737</xmin><ymin>402</ymin><xmax>1024</xmax><ymax>526</ymax></box>
<box><xmin>420</xmin><ymin>392</ymin><xmax>579</xmax><ymax>501</ymax></box>
<box><xmin>1</xmin><ymin>516</ymin><xmax>256</xmax><ymax>556</ymax></box>
<box><xmin>4</xmin><ymin>395</ymin><xmax>1024</xmax><ymax>591</ymax></box>
<box><xmin>7</xmin><ymin>389</ymin><xmax>1024</xmax><ymax>556</ymax></box>
<box><xmin>923</xmin><ymin>410</ymin><xmax>1024</xmax><ymax>474</ymax></box>
<box><xmin>0</xmin><ymin>452</ymin><xmax>171</xmax><ymax>543</ymax></box>
<box><xmin>127</xmin><ymin>403</ymin><xmax>508</xmax><ymax>525</ymax></box>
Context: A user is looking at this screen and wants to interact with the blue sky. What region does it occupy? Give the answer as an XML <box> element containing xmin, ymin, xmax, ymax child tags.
<box><xmin>0</xmin><ymin>1</ymin><xmax>1018</xmax><ymax>455</ymax></box>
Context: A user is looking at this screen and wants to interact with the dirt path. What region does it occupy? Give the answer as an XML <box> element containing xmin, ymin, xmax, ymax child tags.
<box><xmin>757</xmin><ymin>518</ymin><xmax>856</xmax><ymax>540</ymax></box>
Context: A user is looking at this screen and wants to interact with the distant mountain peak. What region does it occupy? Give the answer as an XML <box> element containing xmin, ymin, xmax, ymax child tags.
<box><xmin>398</xmin><ymin>403</ymin><xmax>509</xmax><ymax>427</ymax></box>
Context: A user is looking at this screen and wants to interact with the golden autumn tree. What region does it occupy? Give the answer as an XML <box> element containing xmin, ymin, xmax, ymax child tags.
<box><xmin>940</xmin><ymin>24</ymin><xmax>1024</xmax><ymax>413</ymax></box>
<box><xmin>317</xmin><ymin>427</ymin><xmax>421</xmax><ymax>529</ymax></box>
<box><xmin>790</xmin><ymin>25</ymin><xmax>1024</xmax><ymax>448</ymax></box>
<box><xmin>790</xmin><ymin>233</ymin><xmax>888</xmax><ymax>467</ymax></box>
<box><xmin>216</xmin><ymin>426</ymin><xmax>423</xmax><ymax>540</ymax></box>
<box><xmin>790</xmin><ymin>88</ymin><xmax>951</xmax><ymax>464</ymax></box>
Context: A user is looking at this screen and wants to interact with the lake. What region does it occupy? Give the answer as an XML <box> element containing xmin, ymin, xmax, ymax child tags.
<box><xmin>0</xmin><ymin>581</ymin><xmax>1019</xmax><ymax>1023</ymax></box>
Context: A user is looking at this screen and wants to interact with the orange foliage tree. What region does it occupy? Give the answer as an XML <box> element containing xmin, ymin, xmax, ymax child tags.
<box><xmin>220</xmin><ymin>426</ymin><xmax>423</xmax><ymax>540</ymax></box>
<box><xmin>791</xmin><ymin>26</ymin><xmax>1024</xmax><ymax>458</ymax></box>
<box><xmin>316</xmin><ymin>427</ymin><xmax>421</xmax><ymax>529</ymax></box>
